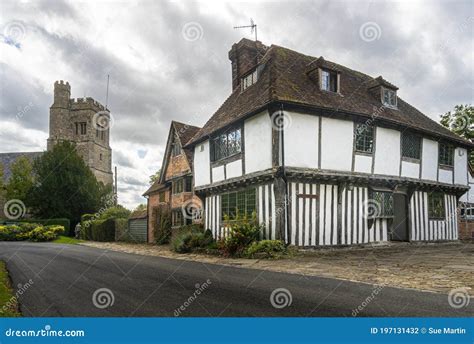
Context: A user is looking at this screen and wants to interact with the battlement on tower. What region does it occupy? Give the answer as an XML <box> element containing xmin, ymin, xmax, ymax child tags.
<box><xmin>70</xmin><ymin>97</ymin><xmax>107</xmax><ymax>111</ymax></box>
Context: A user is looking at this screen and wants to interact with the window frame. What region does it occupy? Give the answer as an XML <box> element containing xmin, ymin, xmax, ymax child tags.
<box><xmin>354</xmin><ymin>123</ymin><xmax>375</xmax><ymax>154</ymax></box>
<box><xmin>438</xmin><ymin>142</ymin><xmax>454</xmax><ymax>167</ymax></box>
<box><xmin>320</xmin><ymin>69</ymin><xmax>338</xmax><ymax>93</ymax></box>
<box><xmin>241</xmin><ymin>69</ymin><xmax>258</xmax><ymax>92</ymax></box>
<box><xmin>382</xmin><ymin>87</ymin><xmax>397</xmax><ymax>108</ymax></box>
<box><xmin>401</xmin><ymin>132</ymin><xmax>422</xmax><ymax>160</ymax></box>
<box><xmin>369</xmin><ymin>191</ymin><xmax>394</xmax><ymax>219</ymax></box>
<box><xmin>428</xmin><ymin>193</ymin><xmax>446</xmax><ymax>220</ymax></box>
<box><xmin>158</xmin><ymin>192</ymin><xmax>165</xmax><ymax>203</ymax></box>
<box><xmin>210</xmin><ymin>126</ymin><xmax>242</xmax><ymax>162</ymax></box>
<box><xmin>172</xmin><ymin>179</ymin><xmax>184</xmax><ymax>195</ymax></box>
<box><xmin>220</xmin><ymin>188</ymin><xmax>257</xmax><ymax>221</ymax></box>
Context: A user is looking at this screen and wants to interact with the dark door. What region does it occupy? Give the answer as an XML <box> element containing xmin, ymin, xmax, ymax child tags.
<box><xmin>392</xmin><ymin>193</ymin><xmax>408</xmax><ymax>241</ymax></box>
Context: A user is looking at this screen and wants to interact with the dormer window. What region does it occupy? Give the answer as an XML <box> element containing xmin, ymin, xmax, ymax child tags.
<box><xmin>382</xmin><ymin>88</ymin><xmax>397</xmax><ymax>108</ymax></box>
<box><xmin>321</xmin><ymin>69</ymin><xmax>338</xmax><ymax>92</ymax></box>
<box><xmin>241</xmin><ymin>69</ymin><xmax>258</xmax><ymax>91</ymax></box>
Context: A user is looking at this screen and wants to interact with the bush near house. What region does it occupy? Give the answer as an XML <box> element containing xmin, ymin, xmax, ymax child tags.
<box><xmin>79</xmin><ymin>206</ymin><xmax>131</xmax><ymax>242</ymax></box>
<box><xmin>171</xmin><ymin>224</ymin><xmax>215</xmax><ymax>253</ymax></box>
<box><xmin>218</xmin><ymin>213</ymin><xmax>262</xmax><ymax>257</ymax></box>
<box><xmin>244</xmin><ymin>240</ymin><xmax>289</xmax><ymax>259</ymax></box>
<box><xmin>153</xmin><ymin>207</ymin><xmax>172</xmax><ymax>245</ymax></box>
<box><xmin>0</xmin><ymin>223</ymin><xmax>64</xmax><ymax>242</ymax></box>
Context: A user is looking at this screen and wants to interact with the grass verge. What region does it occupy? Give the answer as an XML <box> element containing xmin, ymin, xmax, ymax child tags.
<box><xmin>52</xmin><ymin>236</ymin><xmax>83</xmax><ymax>244</ymax></box>
<box><xmin>0</xmin><ymin>261</ymin><xmax>21</xmax><ymax>317</ymax></box>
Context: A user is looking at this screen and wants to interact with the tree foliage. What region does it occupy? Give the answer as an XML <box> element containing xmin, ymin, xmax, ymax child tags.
<box><xmin>440</xmin><ymin>104</ymin><xmax>474</xmax><ymax>164</ymax></box>
<box><xmin>149</xmin><ymin>168</ymin><xmax>161</xmax><ymax>185</ymax></box>
<box><xmin>5</xmin><ymin>156</ymin><xmax>34</xmax><ymax>204</ymax></box>
<box><xmin>29</xmin><ymin>141</ymin><xmax>111</xmax><ymax>226</ymax></box>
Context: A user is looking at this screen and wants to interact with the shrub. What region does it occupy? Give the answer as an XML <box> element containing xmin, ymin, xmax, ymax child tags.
<box><xmin>171</xmin><ymin>226</ymin><xmax>214</xmax><ymax>253</ymax></box>
<box><xmin>114</xmin><ymin>218</ymin><xmax>129</xmax><ymax>241</ymax></box>
<box><xmin>0</xmin><ymin>223</ymin><xmax>64</xmax><ymax>242</ymax></box>
<box><xmin>2</xmin><ymin>219</ymin><xmax>71</xmax><ymax>235</ymax></box>
<box><xmin>218</xmin><ymin>213</ymin><xmax>262</xmax><ymax>257</ymax></box>
<box><xmin>153</xmin><ymin>207</ymin><xmax>171</xmax><ymax>245</ymax></box>
<box><xmin>88</xmin><ymin>218</ymin><xmax>115</xmax><ymax>242</ymax></box>
<box><xmin>98</xmin><ymin>206</ymin><xmax>131</xmax><ymax>221</ymax></box>
<box><xmin>244</xmin><ymin>240</ymin><xmax>288</xmax><ymax>259</ymax></box>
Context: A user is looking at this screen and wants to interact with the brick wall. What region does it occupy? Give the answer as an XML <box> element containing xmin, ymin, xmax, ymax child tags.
<box><xmin>458</xmin><ymin>220</ymin><xmax>474</xmax><ymax>240</ymax></box>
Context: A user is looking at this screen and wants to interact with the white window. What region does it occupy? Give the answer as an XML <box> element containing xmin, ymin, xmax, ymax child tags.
<box><xmin>321</xmin><ymin>69</ymin><xmax>338</xmax><ymax>92</ymax></box>
<box><xmin>382</xmin><ymin>88</ymin><xmax>397</xmax><ymax>108</ymax></box>
<box><xmin>241</xmin><ymin>69</ymin><xmax>258</xmax><ymax>91</ymax></box>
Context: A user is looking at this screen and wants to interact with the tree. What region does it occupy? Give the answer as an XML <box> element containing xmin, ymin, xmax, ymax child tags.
<box><xmin>5</xmin><ymin>156</ymin><xmax>34</xmax><ymax>204</ymax></box>
<box><xmin>149</xmin><ymin>168</ymin><xmax>161</xmax><ymax>185</ymax></box>
<box><xmin>29</xmin><ymin>141</ymin><xmax>111</xmax><ymax>228</ymax></box>
<box><xmin>440</xmin><ymin>104</ymin><xmax>474</xmax><ymax>164</ymax></box>
<box><xmin>0</xmin><ymin>162</ymin><xmax>4</xmax><ymax>198</ymax></box>
<box><xmin>134</xmin><ymin>204</ymin><xmax>147</xmax><ymax>212</ymax></box>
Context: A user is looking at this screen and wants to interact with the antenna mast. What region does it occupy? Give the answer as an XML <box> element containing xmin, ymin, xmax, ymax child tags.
<box><xmin>105</xmin><ymin>74</ymin><xmax>110</xmax><ymax>109</ymax></box>
<box><xmin>234</xmin><ymin>18</ymin><xmax>257</xmax><ymax>41</ymax></box>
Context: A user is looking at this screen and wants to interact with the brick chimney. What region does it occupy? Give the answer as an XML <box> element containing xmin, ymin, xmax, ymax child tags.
<box><xmin>228</xmin><ymin>38</ymin><xmax>267</xmax><ymax>91</ymax></box>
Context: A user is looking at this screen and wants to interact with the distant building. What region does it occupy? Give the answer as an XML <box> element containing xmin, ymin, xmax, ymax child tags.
<box><xmin>0</xmin><ymin>81</ymin><xmax>113</xmax><ymax>218</ymax></box>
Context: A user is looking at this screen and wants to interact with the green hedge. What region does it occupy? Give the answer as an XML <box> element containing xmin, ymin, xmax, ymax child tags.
<box><xmin>80</xmin><ymin>218</ymin><xmax>116</xmax><ymax>242</ymax></box>
<box><xmin>0</xmin><ymin>223</ymin><xmax>64</xmax><ymax>242</ymax></box>
<box><xmin>1</xmin><ymin>218</ymin><xmax>70</xmax><ymax>235</ymax></box>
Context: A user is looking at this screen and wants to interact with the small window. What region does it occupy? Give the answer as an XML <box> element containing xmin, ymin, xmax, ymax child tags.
<box><xmin>221</xmin><ymin>188</ymin><xmax>256</xmax><ymax>221</ymax></box>
<box><xmin>159</xmin><ymin>192</ymin><xmax>165</xmax><ymax>203</ymax></box>
<box><xmin>382</xmin><ymin>88</ymin><xmax>397</xmax><ymax>107</ymax></box>
<box><xmin>211</xmin><ymin>127</ymin><xmax>242</xmax><ymax>161</ymax></box>
<box><xmin>369</xmin><ymin>191</ymin><xmax>394</xmax><ymax>218</ymax></box>
<box><xmin>402</xmin><ymin>132</ymin><xmax>421</xmax><ymax>159</ymax></box>
<box><xmin>241</xmin><ymin>69</ymin><xmax>258</xmax><ymax>91</ymax></box>
<box><xmin>355</xmin><ymin>124</ymin><xmax>374</xmax><ymax>153</ymax></box>
<box><xmin>76</xmin><ymin>122</ymin><xmax>87</xmax><ymax>135</ymax></box>
<box><xmin>439</xmin><ymin>143</ymin><xmax>454</xmax><ymax>166</ymax></box>
<box><xmin>171</xmin><ymin>135</ymin><xmax>181</xmax><ymax>157</ymax></box>
<box><xmin>428</xmin><ymin>193</ymin><xmax>445</xmax><ymax>219</ymax></box>
<box><xmin>321</xmin><ymin>69</ymin><xmax>338</xmax><ymax>92</ymax></box>
<box><xmin>185</xmin><ymin>176</ymin><xmax>193</xmax><ymax>192</ymax></box>
<box><xmin>100</xmin><ymin>153</ymin><xmax>103</xmax><ymax>161</ymax></box>
<box><xmin>172</xmin><ymin>179</ymin><xmax>184</xmax><ymax>194</ymax></box>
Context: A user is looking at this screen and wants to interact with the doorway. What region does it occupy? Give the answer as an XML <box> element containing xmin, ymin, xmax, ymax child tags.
<box><xmin>392</xmin><ymin>193</ymin><xmax>408</xmax><ymax>241</ymax></box>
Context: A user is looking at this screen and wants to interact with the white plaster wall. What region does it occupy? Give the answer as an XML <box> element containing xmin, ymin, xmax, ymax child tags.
<box><xmin>454</xmin><ymin>147</ymin><xmax>468</xmax><ymax>185</ymax></box>
<box><xmin>320</xmin><ymin>117</ymin><xmax>353</xmax><ymax>171</ymax></box>
<box><xmin>354</xmin><ymin>154</ymin><xmax>372</xmax><ymax>173</ymax></box>
<box><xmin>373</xmin><ymin>127</ymin><xmax>400</xmax><ymax>176</ymax></box>
<box><xmin>284</xmin><ymin>112</ymin><xmax>319</xmax><ymax>168</ymax></box>
<box><xmin>439</xmin><ymin>169</ymin><xmax>453</xmax><ymax>184</ymax></box>
<box><xmin>421</xmin><ymin>139</ymin><xmax>437</xmax><ymax>181</ymax></box>
<box><xmin>226</xmin><ymin>159</ymin><xmax>242</xmax><ymax>179</ymax></box>
<box><xmin>401</xmin><ymin>161</ymin><xmax>420</xmax><ymax>179</ymax></box>
<box><xmin>212</xmin><ymin>165</ymin><xmax>225</xmax><ymax>182</ymax></box>
<box><xmin>193</xmin><ymin>140</ymin><xmax>210</xmax><ymax>186</ymax></box>
<box><xmin>244</xmin><ymin>111</ymin><xmax>272</xmax><ymax>174</ymax></box>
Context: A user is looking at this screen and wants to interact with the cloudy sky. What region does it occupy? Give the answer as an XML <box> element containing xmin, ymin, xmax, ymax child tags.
<box><xmin>0</xmin><ymin>0</ymin><xmax>472</xmax><ymax>209</ymax></box>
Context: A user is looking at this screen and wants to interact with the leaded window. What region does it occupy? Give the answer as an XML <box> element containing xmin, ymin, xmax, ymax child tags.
<box><xmin>382</xmin><ymin>88</ymin><xmax>397</xmax><ymax>107</ymax></box>
<box><xmin>241</xmin><ymin>69</ymin><xmax>258</xmax><ymax>91</ymax></box>
<box><xmin>211</xmin><ymin>127</ymin><xmax>242</xmax><ymax>161</ymax></box>
<box><xmin>370</xmin><ymin>191</ymin><xmax>394</xmax><ymax>218</ymax></box>
<box><xmin>428</xmin><ymin>193</ymin><xmax>445</xmax><ymax>219</ymax></box>
<box><xmin>172</xmin><ymin>209</ymin><xmax>190</xmax><ymax>227</ymax></box>
<box><xmin>172</xmin><ymin>179</ymin><xmax>183</xmax><ymax>194</ymax></box>
<box><xmin>402</xmin><ymin>132</ymin><xmax>421</xmax><ymax>159</ymax></box>
<box><xmin>221</xmin><ymin>188</ymin><xmax>256</xmax><ymax>221</ymax></box>
<box><xmin>321</xmin><ymin>69</ymin><xmax>338</xmax><ymax>92</ymax></box>
<box><xmin>439</xmin><ymin>143</ymin><xmax>454</xmax><ymax>166</ymax></box>
<box><xmin>355</xmin><ymin>124</ymin><xmax>374</xmax><ymax>153</ymax></box>
<box><xmin>75</xmin><ymin>122</ymin><xmax>87</xmax><ymax>135</ymax></box>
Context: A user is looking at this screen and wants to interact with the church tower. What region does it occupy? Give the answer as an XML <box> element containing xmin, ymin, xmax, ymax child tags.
<box><xmin>47</xmin><ymin>80</ymin><xmax>113</xmax><ymax>185</ymax></box>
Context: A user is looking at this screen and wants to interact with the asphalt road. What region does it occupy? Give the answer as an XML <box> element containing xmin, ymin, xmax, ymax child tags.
<box><xmin>0</xmin><ymin>242</ymin><xmax>471</xmax><ymax>317</ymax></box>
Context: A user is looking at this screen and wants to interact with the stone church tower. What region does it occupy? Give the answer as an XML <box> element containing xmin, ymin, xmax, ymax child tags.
<box><xmin>47</xmin><ymin>80</ymin><xmax>113</xmax><ymax>185</ymax></box>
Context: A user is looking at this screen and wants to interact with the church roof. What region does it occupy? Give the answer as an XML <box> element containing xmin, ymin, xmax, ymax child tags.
<box><xmin>186</xmin><ymin>39</ymin><xmax>472</xmax><ymax>148</ymax></box>
<box><xmin>0</xmin><ymin>152</ymin><xmax>43</xmax><ymax>182</ymax></box>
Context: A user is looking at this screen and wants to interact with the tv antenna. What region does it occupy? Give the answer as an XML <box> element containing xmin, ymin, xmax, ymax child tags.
<box><xmin>234</xmin><ymin>18</ymin><xmax>257</xmax><ymax>41</ymax></box>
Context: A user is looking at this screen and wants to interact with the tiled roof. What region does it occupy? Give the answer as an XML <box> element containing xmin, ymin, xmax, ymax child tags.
<box><xmin>129</xmin><ymin>209</ymin><xmax>147</xmax><ymax>219</ymax></box>
<box><xmin>187</xmin><ymin>41</ymin><xmax>472</xmax><ymax>147</ymax></box>
<box><xmin>0</xmin><ymin>152</ymin><xmax>43</xmax><ymax>182</ymax></box>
